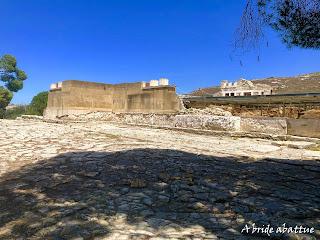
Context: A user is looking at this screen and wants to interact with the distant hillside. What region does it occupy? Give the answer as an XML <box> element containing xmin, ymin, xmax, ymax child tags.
<box><xmin>190</xmin><ymin>86</ymin><xmax>221</xmax><ymax>96</ymax></box>
<box><xmin>190</xmin><ymin>72</ymin><xmax>320</xmax><ymax>96</ymax></box>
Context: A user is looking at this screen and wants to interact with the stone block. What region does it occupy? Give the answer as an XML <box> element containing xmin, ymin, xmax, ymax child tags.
<box><xmin>241</xmin><ymin>117</ymin><xmax>287</xmax><ymax>135</ymax></box>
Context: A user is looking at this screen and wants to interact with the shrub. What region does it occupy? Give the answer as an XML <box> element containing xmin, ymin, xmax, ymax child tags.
<box><xmin>26</xmin><ymin>91</ymin><xmax>48</xmax><ymax>116</ymax></box>
<box><xmin>5</xmin><ymin>105</ymin><xmax>27</xmax><ymax>119</ymax></box>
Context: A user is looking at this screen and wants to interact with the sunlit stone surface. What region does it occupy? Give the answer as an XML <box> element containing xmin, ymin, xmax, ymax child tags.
<box><xmin>0</xmin><ymin>119</ymin><xmax>319</xmax><ymax>239</ymax></box>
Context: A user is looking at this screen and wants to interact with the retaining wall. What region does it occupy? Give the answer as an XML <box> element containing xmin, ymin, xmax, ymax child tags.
<box><xmin>60</xmin><ymin>112</ymin><xmax>320</xmax><ymax>138</ymax></box>
<box><xmin>287</xmin><ymin>119</ymin><xmax>320</xmax><ymax>138</ymax></box>
<box><xmin>66</xmin><ymin>112</ymin><xmax>241</xmax><ymax>132</ymax></box>
<box><xmin>241</xmin><ymin>117</ymin><xmax>287</xmax><ymax>135</ymax></box>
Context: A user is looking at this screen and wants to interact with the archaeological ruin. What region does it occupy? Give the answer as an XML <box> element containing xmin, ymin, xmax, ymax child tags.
<box><xmin>45</xmin><ymin>79</ymin><xmax>182</xmax><ymax>118</ymax></box>
<box><xmin>219</xmin><ymin>79</ymin><xmax>273</xmax><ymax>97</ymax></box>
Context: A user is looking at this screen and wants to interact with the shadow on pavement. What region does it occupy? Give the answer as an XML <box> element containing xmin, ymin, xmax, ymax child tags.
<box><xmin>0</xmin><ymin>149</ymin><xmax>319</xmax><ymax>239</ymax></box>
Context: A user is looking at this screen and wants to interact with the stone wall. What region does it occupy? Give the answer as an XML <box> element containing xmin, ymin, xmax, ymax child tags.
<box><xmin>45</xmin><ymin>80</ymin><xmax>182</xmax><ymax>118</ymax></box>
<box><xmin>58</xmin><ymin>111</ymin><xmax>320</xmax><ymax>139</ymax></box>
<box><xmin>241</xmin><ymin>118</ymin><xmax>320</xmax><ymax>138</ymax></box>
<box><xmin>287</xmin><ymin>119</ymin><xmax>320</xmax><ymax>138</ymax></box>
<box><xmin>173</xmin><ymin>115</ymin><xmax>240</xmax><ymax>131</ymax></box>
<box><xmin>63</xmin><ymin>112</ymin><xmax>241</xmax><ymax>132</ymax></box>
<box><xmin>241</xmin><ymin>117</ymin><xmax>287</xmax><ymax>135</ymax></box>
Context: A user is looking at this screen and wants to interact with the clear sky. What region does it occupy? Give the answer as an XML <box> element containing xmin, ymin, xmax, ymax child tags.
<box><xmin>1</xmin><ymin>0</ymin><xmax>319</xmax><ymax>104</ymax></box>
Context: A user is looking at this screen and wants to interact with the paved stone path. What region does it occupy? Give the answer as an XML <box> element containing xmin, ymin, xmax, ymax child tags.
<box><xmin>0</xmin><ymin>119</ymin><xmax>319</xmax><ymax>239</ymax></box>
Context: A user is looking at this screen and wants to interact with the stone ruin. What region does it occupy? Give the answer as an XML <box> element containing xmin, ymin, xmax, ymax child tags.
<box><xmin>45</xmin><ymin>79</ymin><xmax>183</xmax><ymax>118</ymax></box>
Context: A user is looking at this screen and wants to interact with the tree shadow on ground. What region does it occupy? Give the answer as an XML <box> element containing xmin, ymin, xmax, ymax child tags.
<box><xmin>0</xmin><ymin>149</ymin><xmax>319</xmax><ymax>239</ymax></box>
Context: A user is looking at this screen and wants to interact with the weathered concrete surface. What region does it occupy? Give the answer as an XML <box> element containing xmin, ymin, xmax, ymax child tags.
<box><xmin>0</xmin><ymin>119</ymin><xmax>319</xmax><ymax>239</ymax></box>
<box><xmin>287</xmin><ymin>119</ymin><xmax>320</xmax><ymax>138</ymax></box>
<box><xmin>240</xmin><ymin>117</ymin><xmax>287</xmax><ymax>135</ymax></box>
<box><xmin>45</xmin><ymin>80</ymin><xmax>182</xmax><ymax>118</ymax></box>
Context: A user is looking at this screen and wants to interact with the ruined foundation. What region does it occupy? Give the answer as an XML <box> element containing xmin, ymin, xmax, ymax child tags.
<box><xmin>45</xmin><ymin>80</ymin><xmax>182</xmax><ymax>118</ymax></box>
<box><xmin>60</xmin><ymin>111</ymin><xmax>320</xmax><ymax>139</ymax></box>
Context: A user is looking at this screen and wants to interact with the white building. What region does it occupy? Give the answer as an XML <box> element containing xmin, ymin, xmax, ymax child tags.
<box><xmin>220</xmin><ymin>79</ymin><xmax>273</xmax><ymax>97</ymax></box>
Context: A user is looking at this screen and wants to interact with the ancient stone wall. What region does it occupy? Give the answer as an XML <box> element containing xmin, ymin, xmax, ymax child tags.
<box><xmin>62</xmin><ymin>112</ymin><xmax>241</xmax><ymax>132</ymax></box>
<box><xmin>287</xmin><ymin>119</ymin><xmax>320</xmax><ymax>138</ymax></box>
<box><xmin>240</xmin><ymin>117</ymin><xmax>288</xmax><ymax>135</ymax></box>
<box><xmin>59</xmin><ymin>111</ymin><xmax>320</xmax><ymax>139</ymax></box>
<box><xmin>45</xmin><ymin>80</ymin><xmax>182</xmax><ymax>118</ymax></box>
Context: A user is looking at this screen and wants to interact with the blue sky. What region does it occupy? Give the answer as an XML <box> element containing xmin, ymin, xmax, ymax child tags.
<box><xmin>1</xmin><ymin>0</ymin><xmax>319</xmax><ymax>104</ymax></box>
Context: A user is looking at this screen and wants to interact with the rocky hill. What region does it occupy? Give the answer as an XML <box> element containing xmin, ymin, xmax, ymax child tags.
<box><xmin>191</xmin><ymin>72</ymin><xmax>320</xmax><ymax>95</ymax></box>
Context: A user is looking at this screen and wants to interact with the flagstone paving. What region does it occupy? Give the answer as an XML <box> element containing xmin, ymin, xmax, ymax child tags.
<box><xmin>0</xmin><ymin>119</ymin><xmax>319</xmax><ymax>239</ymax></box>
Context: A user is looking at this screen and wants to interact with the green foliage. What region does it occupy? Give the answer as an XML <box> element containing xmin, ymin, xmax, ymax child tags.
<box><xmin>26</xmin><ymin>91</ymin><xmax>48</xmax><ymax>116</ymax></box>
<box><xmin>0</xmin><ymin>55</ymin><xmax>16</xmax><ymax>73</ymax></box>
<box><xmin>0</xmin><ymin>108</ymin><xmax>5</xmax><ymax>119</ymax></box>
<box><xmin>0</xmin><ymin>87</ymin><xmax>13</xmax><ymax>119</ymax></box>
<box><xmin>1</xmin><ymin>91</ymin><xmax>48</xmax><ymax>119</ymax></box>
<box><xmin>1</xmin><ymin>73</ymin><xmax>15</xmax><ymax>82</ymax></box>
<box><xmin>0</xmin><ymin>54</ymin><xmax>28</xmax><ymax>112</ymax></box>
<box><xmin>4</xmin><ymin>105</ymin><xmax>27</xmax><ymax>119</ymax></box>
<box><xmin>0</xmin><ymin>87</ymin><xmax>13</xmax><ymax>108</ymax></box>
<box><xmin>271</xmin><ymin>0</ymin><xmax>320</xmax><ymax>49</ymax></box>
<box><xmin>6</xmin><ymin>79</ymin><xmax>24</xmax><ymax>92</ymax></box>
<box><xmin>237</xmin><ymin>0</ymin><xmax>320</xmax><ymax>51</ymax></box>
<box><xmin>16</xmin><ymin>69</ymin><xmax>27</xmax><ymax>81</ymax></box>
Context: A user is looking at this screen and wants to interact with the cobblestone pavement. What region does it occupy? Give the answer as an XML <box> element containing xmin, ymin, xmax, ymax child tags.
<box><xmin>0</xmin><ymin>119</ymin><xmax>319</xmax><ymax>240</ymax></box>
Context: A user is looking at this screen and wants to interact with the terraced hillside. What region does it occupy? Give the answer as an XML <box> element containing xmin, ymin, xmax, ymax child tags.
<box><xmin>191</xmin><ymin>72</ymin><xmax>320</xmax><ymax>95</ymax></box>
